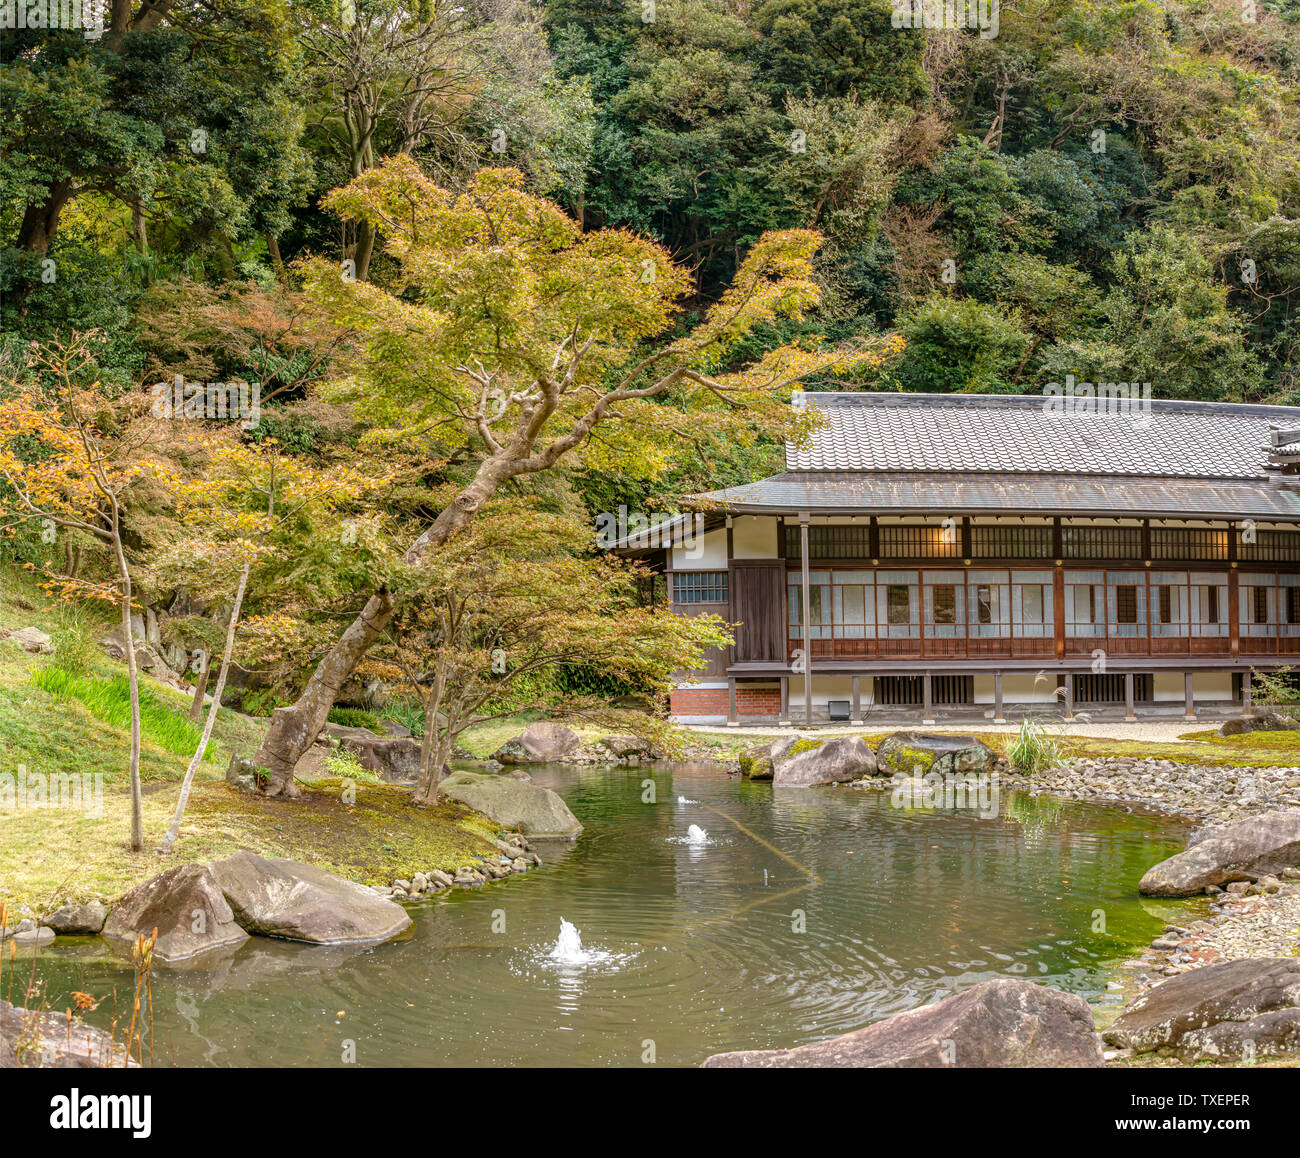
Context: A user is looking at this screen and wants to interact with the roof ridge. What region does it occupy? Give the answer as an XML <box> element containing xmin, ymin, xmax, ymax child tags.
<box><xmin>802</xmin><ymin>391</ymin><xmax>1300</xmax><ymax>420</ymax></box>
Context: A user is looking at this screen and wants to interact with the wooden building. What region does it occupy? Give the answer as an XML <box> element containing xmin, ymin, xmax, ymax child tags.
<box><xmin>618</xmin><ymin>392</ymin><xmax>1300</xmax><ymax>725</ymax></box>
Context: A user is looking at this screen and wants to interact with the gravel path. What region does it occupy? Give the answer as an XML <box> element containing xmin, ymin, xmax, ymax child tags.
<box><xmin>681</xmin><ymin>720</ymin><xmax>1227</xmax><ymax>743</ymax></box>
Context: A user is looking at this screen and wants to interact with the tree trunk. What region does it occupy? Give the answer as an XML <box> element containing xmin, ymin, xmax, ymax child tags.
<box><xmin>254</xmin><ymin>455</ymin><xmax>515</xmax><ymax>795</ymax></box>
<box><xmin>254</xmin><ymin>590</ymin><xmax>395</xmax><ymax>794</ymax></box>
<box><xmin>160</xmin><ymin>562</ymin><xmax>250</xmax><ymax>853</ymax></box>
<box><xmin>113</xmin><ymin>527</ymin><xmax>143</xmax><ymax>852</ymax></box>
<box><xmin>266</xmin><ymin>233</ymin><xmax>287</xmax><ymax>285</ymax></box>
<box><xmin>16</xmin><ymin>181</ymin><xmax>72</xmax><ymax>254</ymax></box>
<box><xmin>414</xmin><ymin>662</ymin><xmax>448</xmax><ymax>803</ymax></box>
<box><xmin>189</xmin><ymin>652</ymin><xmax>212</xmax><ymax>722</ymax></box>
<box><xmin>131</xmin><ymin>201</ymin><xmax>149</xmax><ymax>256</ymax></box>
<box><xmin>354</xmin><ymin>220</ymin><xmax>376</xmax><ymax>283</ymax></box>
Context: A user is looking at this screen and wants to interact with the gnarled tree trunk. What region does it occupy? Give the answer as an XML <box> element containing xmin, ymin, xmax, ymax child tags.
<box><xmin>254</xmin><ymin>457</ymin><xmax>513</xmax><ymax>794</ymax></box>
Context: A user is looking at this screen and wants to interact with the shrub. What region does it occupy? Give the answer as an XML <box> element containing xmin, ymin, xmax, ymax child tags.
<box><xmin>1007</xmin><ymin>716</ymin><xmax>1063</xmax><ymax>776</ymax></box>
<box><xmin>50</xmin><ymin>621</ymin><xmax>99</xmax><ymax>677</ymax></box>
<box><xmin>327</xmin><ymin>706</ymin><xmax>381</xmax><ymax>731</ymax></box>
<box><xmin>323</xmin><ymin>742</ymin><xmax>380</xmax><ymax>783</ymax></box>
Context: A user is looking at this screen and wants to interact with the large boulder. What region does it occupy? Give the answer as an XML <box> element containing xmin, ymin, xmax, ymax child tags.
<box><xmin>493</xmin><ymin>721</ymin><xmax>581</xmax><ymax>765</ymax></box>
<box><xmin>208</xmin><ymin>852</ymin><xmax>411</xmax><ymax>945</ymax></box>
<box><xmin>102</xmin><ymin>864</ymin><xmax>249</xmax><ymax>962</ymax></box>
<box><xmin>325</xmin><ymin>723</ymin><xmax>421</xmax><ymax>782</ymax></box>
<box><xmin>5</xmin><ymin>626</ymin><xmax>52</xmax><ymax>654</ymax></box>
<box><xmin>599</xmin><ymin>734</ymin><xmax>652</xmax><ymax>759</ymax></box>
<box><xmin>0</xmin><ymin>999</ymin><xmax>137</xmax><ymax>1068</ymax></box>
<box><xmin>702</xmin><ymin>978</ymin><xmax>1103</xmax><ymax>1068</ymax></box>
<box><xmin>1139</xmin><ymin>810</ymin><xmax>1300</xmax><ymax>896</ymax></box>
<box><xmin>1218</xmin><ymin>711</ymin><xmax>1292</xmax><ymax>737</ymax></box>
<box><xmin>1103</xmin><ymin>958</ymin><xmax>1300</xmax><ymax>1062</ymax></box>
<box><xmin>41</xmin><ymin>901</ymin><xmax>108</xmax><ymax>935</ymax></box>
<box><xmin>875</xmin><ymin>732</ymin><xmax>996</xmax><ymax>778</ymax></box>
<box><xmin>439</xmin><ymin>770</ymin><xmax>583</xmax><ymax>839</ymax></box>
<box><xmin>771</xmin><ymin>736</ymin><xmax>877</xmax><ymax>787</ymax></box>
<box><xmin>737</xmin><ymin>742</ymin><xmax>774</xmax><ymax>781</ymax></box>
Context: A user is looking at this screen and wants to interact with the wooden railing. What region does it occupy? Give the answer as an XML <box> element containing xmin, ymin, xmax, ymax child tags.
<box><xmin>788</xmin><ymin>635</ymin><xmax>1300</xmax><ymax>661</ymax></box>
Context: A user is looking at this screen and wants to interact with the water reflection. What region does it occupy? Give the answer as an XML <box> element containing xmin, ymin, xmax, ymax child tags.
<box><xmin>24</xmin><ymin>764</ymin><xmax>1192</xmax><ymax>1067</ymax></box>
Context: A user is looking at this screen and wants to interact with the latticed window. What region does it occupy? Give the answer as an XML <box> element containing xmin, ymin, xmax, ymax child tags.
<box><xmin>879</xmin><ymin>524</ymin><xmax>961</xmax><ymax>559</ymax></box>
<box><xmin>1062</xmin><ymin>525</ymin><xmax>1143</xmax><ymax>559</ymax></box>
<box><xmin>782</xmin><ymin>524</ymin><xmax>871</xmax><ymax>559</ymax></box>
<box><xmin>1239</xmin><ymin>530</ymin><xmax>1300</xmax><ymax>562</ymax></box>
<box><xmin>1151</xmin><ymin>527</ymin><xmax>1230</xmax><ymax>561</ymax></box>
<box><xmin>970</xmin><ymin>524</ymin><xmax>1052</xmax><ymax>559</ymax></box>
<box><xmin>1116</xmin><ymin>585</ymin><xmax>1138</xmax><ymax>624</ymax></box>
<box><xmin>673</xmin><ymin>571</ymin><xmax>728</xmax><ymax>603</ymax></box>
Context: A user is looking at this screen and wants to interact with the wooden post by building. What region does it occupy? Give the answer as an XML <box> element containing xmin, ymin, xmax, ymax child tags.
<box><xmin>1124</xmin><ymin>672</ymin><xmax>1135</xmax><ymax>721</ymax></box>
<box><xmin>1063</xmin><ymin>672</ymin><xmax>1074</xmax><ymax>720</ymax></box>
<box><xmin>851</xmin><ymin>675</ymin><xmax>862</xmax><ymax>724</ymax></box>
<box><xmin>993</xmin><ymin>672</ymin><xmax>1005</xmax><ymax>723</ymax></box>
<box><xmin>778</xmin><ymin>676</ymin><xmax>790</xmax><ymax>726</ymax></box>
<box><xmin>1184</xmin><ymin>671</ymin><xmax>1196</xmax><ymax>721</ymax></box>
<box><xmin>799</xmin><ymin>514</ymin><xmax>813</xmax><ymax>727</ymax></box>
<box><xmin>922</xmin><ymin>673</ymin><xmax>934</xmax><ymax>725</ymax></box>
<box><xmin>1242</xmin><ymin>669</ymin><xmax>1252</xmax><ymax>712</ymax></box>
<box><xmin>727</xmin><ymin>677</ymin><xmax>738</xmax><ymax>727</ymax></box>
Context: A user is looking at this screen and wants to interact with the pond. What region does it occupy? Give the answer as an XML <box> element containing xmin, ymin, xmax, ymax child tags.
<box><xmin>24</xmin><ymin>764</ymin><xmax>1194</xmax><ymax>1067</ymax></box>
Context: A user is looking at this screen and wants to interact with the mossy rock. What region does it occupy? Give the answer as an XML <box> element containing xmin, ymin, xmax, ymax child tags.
<box><xmin>875</xmin><ymin>732</ymin><xmax>995</xmax><ymax>778</ymax></box>
<box><xmin>738</xmin><ymin>745</ymin><xmax>774</xmax><ymax>780</ymax></box>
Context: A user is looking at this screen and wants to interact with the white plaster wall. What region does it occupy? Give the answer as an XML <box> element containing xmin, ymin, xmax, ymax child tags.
<box><xmin>1002</xmin><ymin>674</ymin><xmax>1059</xmax><ymax>704</ymax></box>
<box><xmin>672</xmin><ymin>527</ymin><xmax>728</xmax><ymax>570</ymax></box>
<box><xmin>732</xmin><ymin>516</ymin><xmax>779</xmax><ymax>559</ymax></box>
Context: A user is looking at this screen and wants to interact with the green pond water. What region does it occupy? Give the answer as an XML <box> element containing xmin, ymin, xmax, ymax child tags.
<box><xmin>24</xmin><ymin>764</ymin><xmax>1194</xmax><ymax>1067</ymax></box>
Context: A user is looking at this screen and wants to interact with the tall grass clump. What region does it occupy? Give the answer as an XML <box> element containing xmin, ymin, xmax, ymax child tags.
<box><xmin>1007</xmin><ymin>716</ymin><xmax>1063</xmax><ymax>776</ymax></box>
<box><xmin>29</xmin><ymin>667</ymin><xmax>211</xmax><ymax>761</ymax></box>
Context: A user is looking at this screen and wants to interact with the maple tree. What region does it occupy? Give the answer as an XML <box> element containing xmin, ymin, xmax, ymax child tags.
<box><xmin>372</xmin><ymin>503</ymin><xmax>730</xmax><ymax>803</ymax></box>
<box><xmin>250</xmin><ymin>156</ymin><xmax>900</xmax><ymax>793</ymax></box>
<box><xmin>0</xmin><ymin>333</ymin><xmax>169</xmax><ymax>850</ymax></box>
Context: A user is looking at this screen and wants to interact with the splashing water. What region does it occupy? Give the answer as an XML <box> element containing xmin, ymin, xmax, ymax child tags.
<box><xmin>549</xmin><ymin>918</ymin><xmax>587</xmax><ymax>964</ymax></box>
<box><xmin>686</xmin><ymin>824</ymin><xmax>708</xmax><ymax>845</ymax></box>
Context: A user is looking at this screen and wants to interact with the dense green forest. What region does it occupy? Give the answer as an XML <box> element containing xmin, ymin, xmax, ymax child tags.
<box><xmin>3</xmin><ymin>0</ymin><xmax>1300</xmax><ymax>752</ymax></box>
<box><xmin>5</xmin><ymin>0</ymin><xmax>1299</xmax><ymax>410</ymax></box>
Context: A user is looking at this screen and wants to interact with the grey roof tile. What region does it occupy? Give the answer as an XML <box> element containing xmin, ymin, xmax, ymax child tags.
<box><xmin>786</xmin><ymin>392</ymin><xmax>1300</xmax><ymax>479</ymax></box>
<box><xmin>690</xmin><ymin>472</ymin><xmax>1300</xmax><ymax>521</ymax></box>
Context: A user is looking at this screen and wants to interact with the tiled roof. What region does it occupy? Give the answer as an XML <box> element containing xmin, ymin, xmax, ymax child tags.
<box><xmin>689</xmin><ymin>472</ymin><xmax>1300</xmax><ymax>522</ymax></box>
<box><xmin>786</xmin><ymin>392</ymin><xmax>1300</xmax><ymax>480</ymax></box>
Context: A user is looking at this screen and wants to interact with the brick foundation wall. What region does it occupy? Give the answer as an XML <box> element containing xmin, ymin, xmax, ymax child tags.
<box><xmin>670</xmin><ymin>687</ymin><xmax>781</xmax><ymax>716</ymax></box>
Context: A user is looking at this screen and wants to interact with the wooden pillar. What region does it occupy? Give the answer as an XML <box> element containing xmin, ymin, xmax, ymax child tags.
<box><xmin>993</xmin><ymin>671</ymin><xmax>1005</xmax><ymax>724</ymax></box>
<box><xmin>727</xmin><ymin>677</ymin><xmax>738</xmax><ymax>727</ymax></box>
<box><xmin>800</xmin><ymin>515</ymin><xmax>813</xmax><ymax>727</ymax></box>
<box><xmin>922</xmin><ymin>672</ymin><xmax>934</xmax><ymax>724</ymax></box>
<box><xmin>851</xmin><ymin>674</ymin><xmax>862</xmax><ymax>724</ymax></box>
<box><xmin>1242</xmin><ymin>669</ymin><xmax>1252</xmax><ymax>712</ymax></box>
<box><xmin>1063</xmin><ymin>672</ymin><xmax>1075</xmax><ymax>720</ymax></box>
<box><xmin>778</xmin><ymin>675</ymin><xmax>791</xmax><ymax>726</ymax></box>
<box><xmin>1053</xmin><ymin>566</ymin><xmax>1066</xmax><ymax>659</ymax></box>
<box><xmin>1184</xmin><ymin>671</ymin><xmax>1196</xmax><ymax>721</ymax></box>
<box><xmin>1228</xmin><ymin>569</ymin><xmax>1240</xmax><ymax>657</ymax></box>
<box><xmin>1124</xmin><ymin>671</ymin><xmax>1135</xmax><ymax>721</ymax></box>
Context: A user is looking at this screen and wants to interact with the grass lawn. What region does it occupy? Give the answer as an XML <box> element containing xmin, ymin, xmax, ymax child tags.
<box><xmin>679</xmin><ymin>724</ymin><xmax>1300</xmax><ymax>770</ymax></box>
<box><xmin>0</xmin><ymin>569</ymin><xmax>502</xmax><ymax>913</ymax></box>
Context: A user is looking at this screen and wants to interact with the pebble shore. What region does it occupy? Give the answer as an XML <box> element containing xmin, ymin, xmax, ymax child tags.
<box><xmin>1003</xmin><ymin>756</ymin><xmax>1300</xmax><ymax>821</ymax></box>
